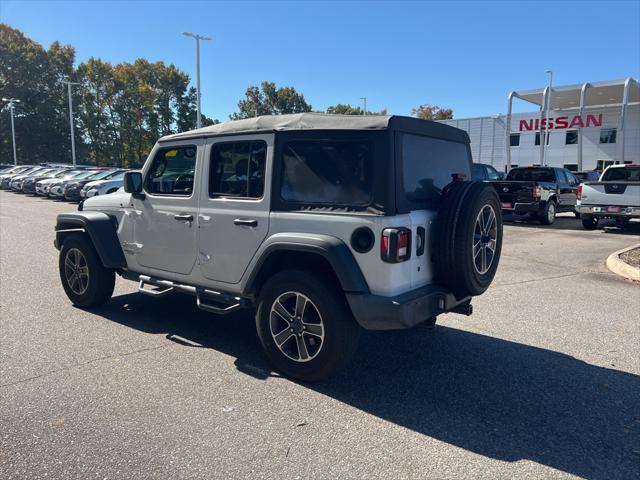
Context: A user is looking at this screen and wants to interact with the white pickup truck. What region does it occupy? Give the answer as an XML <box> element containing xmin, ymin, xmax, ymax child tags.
<box><xmin>576</xmin><ymin>164</ymin><xmax>640</xmax><ymax>230</ymax></box>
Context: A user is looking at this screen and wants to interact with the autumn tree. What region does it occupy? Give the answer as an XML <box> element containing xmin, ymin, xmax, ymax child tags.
<box><xmin>411</xmin><ymin>104</ymin><xmax>453</xmax><ymax>120</ymax></box>
<box><xmin>231</xmin><ymin>81</ymin><xmax>312</xmax><ymax>120</ymax></box>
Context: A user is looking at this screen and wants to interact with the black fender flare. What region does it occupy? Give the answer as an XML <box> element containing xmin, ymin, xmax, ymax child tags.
<box><xmin>54</xmin><ymin>212</ymin><xmax>126</xmax><ymax>269</ymax></box>
<box><xmin>241</xmin><ymin>233</ymin><xmax>369</xmax><ymax>297</ymax></box>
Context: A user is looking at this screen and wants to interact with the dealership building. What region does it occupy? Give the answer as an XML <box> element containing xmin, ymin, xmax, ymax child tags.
<box><xmin>439</xmin><ymin>78</ymin><xmax>639</xmax><ymax>172</ymax></box>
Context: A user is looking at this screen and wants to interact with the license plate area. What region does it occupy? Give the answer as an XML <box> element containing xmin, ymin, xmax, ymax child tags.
<box><xmin>607</xmin><ymin>206</ymin><xmax>622</xmax><ymax>213</ymax></box>
<box><xmin>501</xmin><ymin>202</ymin><xmax>513</xmax><ymax>209</ymax></box>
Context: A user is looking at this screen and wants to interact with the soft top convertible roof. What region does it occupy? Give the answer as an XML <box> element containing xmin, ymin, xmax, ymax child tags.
<box><xmin>159</xmin><ymin>113</ymin><xmax>469</xmax><ymax>144</ymax></box>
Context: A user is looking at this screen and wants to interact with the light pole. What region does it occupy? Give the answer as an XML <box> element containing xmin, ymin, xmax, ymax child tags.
<box><xmin>62</xmin><ymin>80</ymin><xmax>80</xmax><ymax>166</ymax></box>
<box><xmin>543</xmin><ymin>69</ymin><xmax>553</xmax><ymax>166</ymax></box>
<box><xmin>2</xmin><ymin>97</ymin><xmax>20</xmax><ymax>165</ymax></box>
<box><xmin>360</xmin><ymin>97</ymin><xmax>367</xmax><ymax>116</ymax></box>
<box><xmin>183</xmin><ymin>32</ymin><xmax>211</xmax><ymax>129</ymax></box>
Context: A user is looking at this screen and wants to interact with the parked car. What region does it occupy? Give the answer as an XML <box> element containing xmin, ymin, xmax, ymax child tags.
<box><xmin>472</xmin><ymin>163</ymin><xmax>503</xmax><ymax>181</ymax></box>
<box><xmin>21</xmin><ymin>168</ymin><xmax>73</xmax><ymax>194</ymax></box>
<box><xmin>47</xmin><ymin>170</ymin><xmax>103</xmax><ymax>198</ymax></box>
<box><xmin>36</xmin><ymin>169</ymin><xmax>86</xmax><ymax>196</ymax></box>
<box><xmin>489</xmin><ymin>166</ymin><xmax>580</xmax><ymax>225</ymax></box>
<box><xmin>0</xmin><ymin>165</ymin><xmax>38</xmax><ymax>189</ymax></box>
<box><xmin>80</xmin><ymin>170</ymin><xmax>128</xmax><ymax>199</ymax></box>
<box><xmin>13</xmin><ymin>167</ymin><xmax>61</xmax><ymax>192</ymax></box>
<box><xmin>576</xmin><ymin>164</ymin><xmax>640</xmax><ymax>230</ymax></box>
<box><xmin>574</xmin><ymin>170</ymin><xmax>601</xmax><ymax>183</ymax></box>
<box><xmin>4</xmin><ymin>166</ymin><xmax>47</xmax><ymax>190</ymax></box>
<box><xmin>54</xmin><ymin>114</ymin><xmax>504</xmax><ymax>381</ymax></box>
<box><xmin>0</xmin><ymin>163</ymin><xmax>14</xmax><ymax>171</ymax></box>
<box><xmin>63</xmin><ymin>169</ymin><xmax>125</xmax><ymax>202</ymax></box>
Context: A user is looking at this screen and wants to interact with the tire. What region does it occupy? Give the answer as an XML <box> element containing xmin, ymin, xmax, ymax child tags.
<box><xmin>615</xmin><ymin>218</ymin><xmax>630</xmax><ymax>229</ymax></box>
<box><xmin>574</xmin><ymin>211</ymin><xmax>581</xmax><ymax>219</ymax></box>
<box><xmin>255</xmin><ymin>269</ymin><xmax>361</xmax><ymax>382</ymax></box>
<box><xmin>581</xmin><ymin>215</ymin><xmax>599</xmax><ymax>230</ymax></box>
<box><xmin>539</xmin><ymin>199</ymin><xmax>557</xmax><ymax>225</ymax></box>
<box><xmin>58</xmin><ymin>234</ymin><xmax>115</xmax><ymax>308</ymax></box>
<box><xmin>433</xmin><ymin>181</ymin><xmax>503</xmax><ymax>299</ymax></box>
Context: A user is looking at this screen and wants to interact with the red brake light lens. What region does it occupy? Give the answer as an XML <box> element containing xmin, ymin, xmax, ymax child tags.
<box><xmin>577</xmin><ymin>183</ymin><xmax>583</xmax><ymax>200</ymax></box>
<box><xmin>381</xmin><ymin>227</ymin><xmax>411</xmax><ymax>263</ymax></box>
<box><xmin>532</xmin><ymin>185</ymin><xmax>541</xmax><ymax>198</ymax></box>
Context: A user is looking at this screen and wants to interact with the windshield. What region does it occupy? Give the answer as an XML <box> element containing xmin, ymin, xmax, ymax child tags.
<box><xmin>108</xmin><ymin>172</ymin><xmax>125</xmax><ymax>181</ymax></box>
<box><xmin>88</xmin><ymin>170</ymin><xmax>118</xmax><ymax>181</ymax></box>
<box><xmin>70</xmin><ymin>170</ymin><xmax>97</xmax><ymax>180</ymax></box>
<box><xmin>506</xmin><ymin>168</ymin><xmax>555</xmax><ymax>182</ymax></box>
<box><xmin>601</xmin><ymin>166</ymin><xmax>640</xmax><ymax>182</ymax></box>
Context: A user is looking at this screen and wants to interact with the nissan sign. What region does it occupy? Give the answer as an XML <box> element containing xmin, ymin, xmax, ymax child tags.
<box><xmin>519</xmin><ymin>113</ymin><xmax>603</xmax><ymax>131</ymax></box>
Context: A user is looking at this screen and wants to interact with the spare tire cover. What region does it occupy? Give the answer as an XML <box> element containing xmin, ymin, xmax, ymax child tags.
<box><xmin>432</xmin><ymin>181</ymin><xmax>503</xmax><ymax>298</ymax></box>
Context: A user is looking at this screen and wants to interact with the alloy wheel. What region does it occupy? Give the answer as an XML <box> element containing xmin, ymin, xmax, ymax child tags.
<box><xmin>473</xmin><ymin>204</ymin><xmax>498</xmax><ymax>275</ymax></box>
<box><xmin>269</xmin><ymin>292</ymin><xmax>325</xmax><ymax>362</ymax></box>
<box><xmin>64</xmin><ymin>248</ymin><xmax>90</xmax><ymax>295</ymax></box>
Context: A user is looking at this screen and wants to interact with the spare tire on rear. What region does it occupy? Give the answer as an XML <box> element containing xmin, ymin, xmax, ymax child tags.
<box><xmin>432</xmin><ymin>181</ymin><xmax>503</xmax><ymax>299</ymax></box>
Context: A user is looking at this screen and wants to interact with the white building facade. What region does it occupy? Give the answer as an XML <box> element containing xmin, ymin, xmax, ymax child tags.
<box><xmin>440</xmin><ymin>78</ymin><xmax>639</xmax><ymax>172</ymax></box>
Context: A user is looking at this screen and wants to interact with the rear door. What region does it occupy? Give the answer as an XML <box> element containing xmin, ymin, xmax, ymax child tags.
<box><xmin>197</xmin><ymin>135</ymin><xmax>272</xmax><ymax>284</ymax></box>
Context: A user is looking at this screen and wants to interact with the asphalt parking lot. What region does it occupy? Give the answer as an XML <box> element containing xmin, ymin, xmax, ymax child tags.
<box><xmin>1</xmin><ymin>191</ymin><xmax>639</xmax><ymax>480</ymax></box>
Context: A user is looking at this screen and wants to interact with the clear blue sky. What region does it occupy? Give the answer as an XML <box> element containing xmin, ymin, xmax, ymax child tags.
<box><xmin>2</xmin><ymin>0</ymin><xmax>639</xmax><ymax>121</ymax></box>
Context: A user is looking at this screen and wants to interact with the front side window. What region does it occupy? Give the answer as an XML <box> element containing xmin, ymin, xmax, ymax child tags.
<box><xmin>281</xmin><ymin>139</ymin><xmax>372</xmax><ymax>206</ymax></box>
<box><xmin>600</xmin><ymin>128</ymin><xmax>617</xmax><ymax>144</ymax></box>
<box><xmin>145</xmin><ymin>145</ymin><xmax>197</xmax><ymax>196</ymax></box>
<box><xmin>565</xmin><ymin>130</ymin><xmax>578</xmax><ymax>145</ymax></box>
<box><xmin>402</xmin><ymin>134</ymin><xmax>471</xmax><ymax>203</ymax></box>
<box><xmin>210</xmin><ymin>141</ymin><xmax>266</xmax><ymax>198</ymax></box>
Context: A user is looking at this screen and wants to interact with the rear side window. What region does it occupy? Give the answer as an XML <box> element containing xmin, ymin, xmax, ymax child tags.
<box><xmin>145</xmin><ymin>146</ymin><xmax>197</xmax><ymax>196</ymax></box>
<box><xmin>210</xmin><ymin>141</ymin><xmax>266</xmax><ymax>198</ymax></box>
<box><xmin>506</xmin><ymin>168</ymin><xmax>555</xmax><ymax>182</ymax></box>
<box><xmin>472</xmin><ymin>164</ymin><xmax>486</xmax><ymax>180</ymax></box>
<box><xmin>601</xmin><ymin>167</ymin><xmax>640</xmax><ymax>182</ymax></box>
<box><xmin>402</xmin><ymin>134</ymin><xmax>470</xmax><ymax>203</ymax></box>
<box><xmin>281</xmin><ymin>140</ymin><xmax>372</xmax><ymax>205</ymax></box>
<box><xmin>486</xmin><ymin>165</ymin><xmax>501</xmax><ymax>180</ymax></box>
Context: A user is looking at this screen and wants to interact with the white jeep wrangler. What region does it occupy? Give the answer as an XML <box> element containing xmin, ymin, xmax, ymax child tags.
<box><xmin>55</xmin><ymin>113</ymin><xmax>503</xmax><ymax>381</ymax></box>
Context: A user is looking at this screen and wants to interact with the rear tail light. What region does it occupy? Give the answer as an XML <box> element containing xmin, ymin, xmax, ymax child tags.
<box><xmin>381</xmin><ymin>227</ymin><xmax>411</xmax><ymax>263</ymax></box>
<box><xmin>577</xmin><ymin>183</ymin><xmax>583</xmax><ymax>200</ymax></box>
<box><xmin>532</xmin><ymin>184</ymin><xmax>542</xmax><ymax>199</ymax></box>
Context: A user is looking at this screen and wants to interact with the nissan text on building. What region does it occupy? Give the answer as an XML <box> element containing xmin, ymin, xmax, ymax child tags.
<box><xmin>440</xmin><ymin>78</ymin><xmax>639</xmax><ymax>172</ymax></box>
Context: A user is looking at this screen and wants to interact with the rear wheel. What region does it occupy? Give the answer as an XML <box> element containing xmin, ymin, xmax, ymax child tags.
<box><xmin>574</xmin><ymin>211</ymin><xmax>581</xmax><ymax>219</ymax></box>
<box><xmin>581</xmin><ymin>215</ymin><xmax>600</xmax><ymax>230</ymax></box>
<box><xmin>256</xmin><ymin>270</ymin><xmax>360</xmax><ymax>382</ymax></box>
<box><xmin>59</xmin><ymin>234</ymin><xmax>115</xmax><ymax>307</ymax></box>
<box><xmin>615</xmin><ymin>217</ymin><xmax>630</xmax><ymax>229</ymax></box>
<box><xmin>539</xmin><ymin>200</ymin><xmax>557</xmax><ymax>225</ymax></box>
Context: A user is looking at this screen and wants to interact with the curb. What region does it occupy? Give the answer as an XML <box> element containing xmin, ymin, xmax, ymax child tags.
<box><xmin>606</xmin><ymin>244</ymin><xmax>640</xmax><ymax>282</ymax></box>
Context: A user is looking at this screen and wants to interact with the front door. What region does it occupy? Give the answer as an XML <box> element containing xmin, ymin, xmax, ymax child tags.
<box><xmin>197</xmin><ymin>135</ymin><xmax>272</xmax><ymax>284</ymax></box>
<box><xmin>131</xmin><ymin>142</ymin><xmax>202</xmax><ymax>275</ymax></box>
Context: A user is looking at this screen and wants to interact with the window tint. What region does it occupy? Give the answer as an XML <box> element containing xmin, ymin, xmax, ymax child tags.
<box><xmin>601</xmin><ymin>166</ymin><xmax>640</xmax><ymax>182</ymax></box>
<box><xmin>210</xmin><ymin>141</ymin><xmax>266</xmax><ymax>198</ymax></box>
<box><xmin>509</xmin><ymin>134</ymin><xmax>520</xmax><ymax>147</ymax></box>
<box><xmin>145</xmin><ymin>146</ymin><xmax>197</xmax><ymax>196</ymax></box>
<box><xmin>486</xmin><ymin>165</ymin><xmax>501</xmax><ymax>180</ymax></box>
<box><xmin>600</xmin><ymin>128</ymin><xmax>617</xmax><ymax>144</ymax></box>
<box><xmin>565</xmin><ymin>130</ymin><xmax>578</xmax><ymax>145</ymax></box>
<box><xmin>281</xmin><ymin>140</ymin><xmax>372</xmax><ymax>205</ymax></box>
<box><xmin>506</xmin><ymin>168</ymin><xmax>555</xmax><ymax>182</ymax></box>
<box><xmin>402</xmin><ymin>134</ymin><xmax>470</xmax><ymax>203</ymax></box>
<box><xmin>472</xmin><ymin>163</ymin><xmax>486</xmax><ymax>180</ymax></box>
<box><xmin>597</xmin><ymin>160</ymin><xmax>615</xmax><ymax>170</ymax></box>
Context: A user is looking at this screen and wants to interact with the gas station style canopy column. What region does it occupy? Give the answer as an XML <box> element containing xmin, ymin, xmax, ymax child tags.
<box><xmin>505</xmin><ymin>78</ymin><xmax>640</xmax><ymax>171</ymax></box>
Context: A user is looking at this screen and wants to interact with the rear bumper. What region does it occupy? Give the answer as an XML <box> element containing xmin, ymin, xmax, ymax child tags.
<box><xmin>576</xmin><ymin>205</ymin><xmax>640</xmax><ymax>217</ymax></box>
<box><xmin>346</xmin><ymin>285</ymin><xmax>471</xmax><ymax>331</ymax></box>
<box><xmin>501</xmin><ymin>201</ymin><xmax>540</xmax><ymax>213</ymax></box>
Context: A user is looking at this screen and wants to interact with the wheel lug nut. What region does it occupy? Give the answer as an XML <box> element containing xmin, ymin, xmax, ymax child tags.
<box><xmin>290</xmin><ymin>329</ymin><xmax>294</xmax><ymax>333</ymax></box>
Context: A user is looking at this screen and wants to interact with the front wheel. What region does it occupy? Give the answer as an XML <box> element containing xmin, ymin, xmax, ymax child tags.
<box><xmin>539</xmin><ymin>200</ymin><xmax>557</xmax><ymax>225</ymax></box>
<box><xmin>255</xmin><ymin>270</ymin><xmax>361</xmax><ymax>382</ymax></box>
<box><xmin>59</xmin><ymin>234</ymin><xmax>115</xmax><ymax>307</ymax></box>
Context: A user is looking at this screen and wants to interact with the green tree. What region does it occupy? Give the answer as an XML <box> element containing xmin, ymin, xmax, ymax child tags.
<box><xmin>411</xmin><ymin>104</ymin><xmax>453</xmax><ymax>120</ymax></box>
<box><xmin>231</xmin><ymin>81</ymin><xmax>312</xmax><ymax>120</ymax></box>
<box><xmin>326</xmin><ymin>103</ymin><xmax>388</xmax><ymax>116</ymax></box>
<box><xmin>0</xmin><ymin>24</ymin><xmax>76</xmax><ymax>164</ymax></box>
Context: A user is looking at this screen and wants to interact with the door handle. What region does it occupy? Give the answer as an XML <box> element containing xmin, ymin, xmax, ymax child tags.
<box><xmin>174</xmin><ymin>214</ymin><xmax>194</xmax><ymax>222</ymax></box>
<box><xmin>234</xmin><ymin>218</ymin><xmax>258</xmax><ymax>227</ymax></box>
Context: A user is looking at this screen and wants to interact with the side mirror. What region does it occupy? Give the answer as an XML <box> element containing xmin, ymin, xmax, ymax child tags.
<box><xmin>124</xmin><ymin>171</ymin><xmax>144</xmax><ymax>199</ymax></box>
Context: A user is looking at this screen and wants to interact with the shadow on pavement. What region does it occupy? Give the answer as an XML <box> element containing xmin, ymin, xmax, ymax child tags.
<box><xmin>91</xmin><ymin>292</ymin><xmax>640</xmax><ymax>480</ymax></box>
